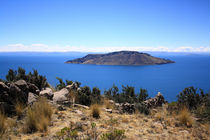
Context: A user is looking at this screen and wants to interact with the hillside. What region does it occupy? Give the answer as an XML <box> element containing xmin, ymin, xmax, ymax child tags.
<box><xmin>65</xmin><ymin>51</ymin><xmax>175</xmax><ymax>65</ymax></box>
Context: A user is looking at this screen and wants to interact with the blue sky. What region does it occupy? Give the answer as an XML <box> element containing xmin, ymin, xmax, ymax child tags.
<box><xmin>0</xmin><ymin>0</ymin><xmax>210</xmax><ymax>52</ymax></box>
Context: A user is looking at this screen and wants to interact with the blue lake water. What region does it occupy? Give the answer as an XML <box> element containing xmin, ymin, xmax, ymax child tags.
<box><xmin>1</xmin><ymin>53</ymin><xmax>210</xmax><ymax>102</ymax></box>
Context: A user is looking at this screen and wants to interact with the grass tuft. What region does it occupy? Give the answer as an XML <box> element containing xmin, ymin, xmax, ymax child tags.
<box><xmin>103</xmin><ymin>99</ymin><xmax>113</xmax><ymax>109</ymax></box>
<box><xmin>91</xmin><ymin>104</ymin><xmax>100</xmax><ymax>119</ymax></box>
<box><xmin>24</xmin><ymin>97</ymin><xmax>53</xmax><ymax>133</ymax></box>
<box><xmin>0</xmin><ymin>111</ymin><xmax>6</xmax><ymax>138</ymax></box>
<box><xmin>15</xmin><ymin>102</ymin><xmax>25</xmax><ymax>119</ymax></box>
<box><xmin>178</xmin><ymin>107</ymin><xmax>194</xmax><ymax>127</ymax></box>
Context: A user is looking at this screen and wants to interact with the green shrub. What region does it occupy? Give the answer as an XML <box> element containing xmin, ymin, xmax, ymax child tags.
<box><xmin>77</xmin><ymin>86</ymin><xmax>92</xmax><ymax>106</ymax></box>
<box><xmin>56</xmin><ymin>127</ymin><xmax>78</xmax><ymax>140</ymax></box>
<box><xmin>91</xmin><ymin>87</ymin><xmax>101</xmax><ymax>104</ymax></box>
<box><xmin>100</xmin><ymin>129</ymin><xmax>125</xmax><ymax>140</ymax></box>
<box><xmin>5</xmin><ymin>67</ymin><xmax>48</xmax><ymax>90</ymax></box>
<box><xmin>104</xmin><ymin>85</ymin><xmax>149</xmax><ymax>104</ymax></box>
<box><xmin>138</xmin><ymin>88</ymin><xmax>148</xmax><ymax>102</ymax></box>
<box><xmin>194</xmin><ymin>93</ymin><xmax>210</xmax><ymax>122</ymax></box>
<box><xmin>177</xmin><ymin>87</ymin><xmax>209</xmax><ymax>110</ymax></box>
<box><xmin>55</xmin><ymin>77</ymin><xmax>66</xmax><ymax>90</ymax></box>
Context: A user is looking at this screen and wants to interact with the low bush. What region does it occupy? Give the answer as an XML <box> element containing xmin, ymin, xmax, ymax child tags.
<box><xmin>56</xmin><ymin>126</ymin><xmax>78</xmax><ymax>140</ymax></box>
<box><xmin>177</xmin><ymin>87</ymin><xmax>209</xmax><ymax>110</ymax></box>
<box><xmin>194</xmin><ymin>96</ymin><xmax>210</xmax><ymax>122</ymax></box>
<box><xmin>100</xmin><ymin>129</ymin><xmax>125</xmax><ymax>140</ymax></box>
<box><xmin>76</xmin><ymin>86</ymin><xmax>101</xmax><ymax>106</ymax></box>
<box><xmin>135</xmin><ymin>103</ymin><xmax>149</xmax><ymax>115</ymax></box>
<box><xmin>105</xmin><ymin>85</ymin><xmax>149</xmax><ymax>104</ymax></box>
<box><xmin>55</xmin><ymin>77</ymin><xmax>81</xmax><ymax>90</ymax></box>
<box><xmin>24</xmin><ymin>97</ymin><xmax>53</xmax><ymax>133</ymax></box>
<box><xmin>91</xmin><ymin>104</ymin><xmax>100</xmax><ymax>119</ymax></box>
<box><xmin>5</xmin><ymin>67</ymin><xmax>49</xmax><ymax>90</ymax></box>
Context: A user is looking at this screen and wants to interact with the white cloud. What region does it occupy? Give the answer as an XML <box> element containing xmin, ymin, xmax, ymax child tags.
<box><xmin>0</xmin><ymin>43</ymin><xmax>210</xmax><ymax>53</ymax></box>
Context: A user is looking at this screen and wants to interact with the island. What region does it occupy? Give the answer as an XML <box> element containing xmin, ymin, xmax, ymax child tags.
<box><xmin>65</xmin><ymin>51</ymin><xmax>174</xmax><ymax>65</ymax></box>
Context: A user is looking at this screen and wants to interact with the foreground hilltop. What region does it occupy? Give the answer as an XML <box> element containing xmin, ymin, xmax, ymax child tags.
<box><xmin>0</xmin><ymin>68</ymin><xmax>209</xmax><ymax>140</ymax></box>
<box><xmin>66</xmin><ymin>51</ymin><xmax>175</xmax><ymax>65</ymax></box>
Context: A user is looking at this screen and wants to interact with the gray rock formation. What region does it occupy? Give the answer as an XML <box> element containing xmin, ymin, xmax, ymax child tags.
<box><xmin>115</xmin><ymin>102</ymin><xmax>135</xmax><ymax>114</ymax></box>
<box><xmin>40</xmin><ymin>87</ymin><xmax>53</xmax><ymax>100</ymax></box>
<box><xmin>53</xmin><ymin>88</ymin><xmax>70</xmax><ymax>104</ymax></box>
<box><xmin>0</xmin><ymin>80</ymin><xmax>40</xmax><ymax>115</ymax></box>
<box><xmin>143</xmin><ymin>92</ymin><xmax>167</xmax><ymax>108</ymax></box>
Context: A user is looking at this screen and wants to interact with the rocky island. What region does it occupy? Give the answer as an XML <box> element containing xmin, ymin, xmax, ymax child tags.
<box><xmin>65</xmin><ymin>51</ymin><xmax>174</xmax><ymax>65</ymax></box>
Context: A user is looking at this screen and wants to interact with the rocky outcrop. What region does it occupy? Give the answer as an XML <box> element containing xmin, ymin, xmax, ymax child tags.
<box><xmin>66</xmin><ymin>51</ymin><xmax>175</xmax><ymax>65</ymax></box>
<box><xmin>143</xmin><ymin>92</ymin><xmax>167</xmax><ymax>109</ymax></box>
<box><xmin>0</xmin><ymin>80</ymin><xmax>40</xmax><ymax>115</ymax></box>
<box><xmin>66</xmin><ymin>82</ymin><xmax>79</xmax><ymax>91</ymax></box>
<box><xmin>115</xmin><ymin>102</ymin><xmax>135</xmax><ymax>114</ymax></box>
<box><xmin>28</xmin><ymin>92</ymin><xmax>38</xmax><ymax>105</ymax></box>
<box><xmin>53</xmin><ymin>88</ymin><xmax>70</xmax><ymax>104</ymax></box>
<box><xmin>40</xmin><ymin>87</ymin><xmax>53</xmax><ymax>100</ymax></box>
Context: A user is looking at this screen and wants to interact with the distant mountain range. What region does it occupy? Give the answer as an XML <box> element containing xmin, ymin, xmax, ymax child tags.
<box><xmin>66</xmin><ymin>51</ymin><xmax>175</xmax><ymax>65</ymax></box>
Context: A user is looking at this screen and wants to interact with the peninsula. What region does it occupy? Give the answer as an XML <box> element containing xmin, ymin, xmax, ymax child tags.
<box><xmin>65</xmin><ymin>51</ymin><xmax>174</xmax><ymax>65</ymax></box>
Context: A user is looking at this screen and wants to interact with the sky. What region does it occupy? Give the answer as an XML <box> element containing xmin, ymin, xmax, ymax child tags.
<box><xmin>0</xmin><ymin>0</ymin><xmax>210</xmax><ymax>52</ymax></box>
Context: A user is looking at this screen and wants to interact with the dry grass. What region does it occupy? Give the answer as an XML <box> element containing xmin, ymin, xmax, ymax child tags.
<box><xmin>24</xmin><ymin>97</ymin><xmax>53</xmax><ymax>133</ymax></box>
<box><xmin>15</xmin><ymin>102</ymin><xmax>25</xmax><ymax>118</ymax></box>
<box><xmin>91</xmin><ymin>104</ymin><xmax>100</xmax><ymax>119</ymax></box>
<box><xmin>0</xmin><ymin>111</ymin><xmax>6</xmax><ymax>138</ymax></box>
<box><xmin>178</xmin><ymin>107</ymin><xmax>194</xmax><ymax>127</ymax></box>
<box><xmin>103</xmin><ymin>99</ymin><xmax>114</xmax><ymax>109</ymax></box>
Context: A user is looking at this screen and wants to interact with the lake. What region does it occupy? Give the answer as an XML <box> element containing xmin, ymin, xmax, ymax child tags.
<box><xmin>1</xmin><ymin>52</ymin><xmax>210</xmax><ymax>102</ymax></box>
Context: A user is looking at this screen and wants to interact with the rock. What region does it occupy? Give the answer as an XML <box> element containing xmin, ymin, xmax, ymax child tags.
<box><xmin>57</xmin><ymin>105</ymin><xmax>66</xmax><ymax>111</ymax></box>
<box><xmin>73</xmin><ymin>110</ymin><xmax>83</xmax><ymax>115</ymax></box>
<box><xmin>28</xmin><ymin>83</ymin><xmax>39</xmax><ymax>95</ymax></box>
<box><xmin>73</xmin><ymin>104</ymin><xmax>89</xmax><ymax>109</ymax></box>
<box><xmin>9</xmin><ymin>83</ymin><xmax>28</xmax><ymax>104</ymax></box>
<box><xmin>143</xmin><ymin>92</ymin><xmax>167</xmax><ymax>109</ymax></box>
<box><xmin>118</xmin><ymin>102</ymin><xmax>135</xmax><ymax>114</ymax></box>
<box><xmin>0</xmin><ymin>82</ymin><xmax>9</xmax><ymax>93</ymax></box>
<box><xmin>28</xmin><ymin>92</ymin><xmax>38</xmax><ymax>105</ymax></box>
<box><xmin>104</xmin><ymin>108</ymin><xmax>112</xmax><ymax>113</ymax></box>
<box><xmin>14</xmin><ymin>80</ymin><xmax>29</xmax><ymax>92</ymax></box>
<box><xmin>0</xmin><ymin>80</ymin><xmax>29</xmax><ymax>115</ymax></box>
<box><xmin>0</xmin><ymin>102</ymin><xmax>14</xmax><ymax>115</ymax></box>
<box><xmin>108</xmin><ymin>100</ymin><xmax>115</xmax><ymax>104</ymax></box>
<box><xmin>40</xmin><ymin>88</ymin><xmax>53</xmax><ymax>100</ymax></box>
<box><xmin>66</xmin><ymin>82</ymin><xmax>79</xmax><ymax>91</ymax></box>
<box><xmin>53</xmin><ymin>88</ymin><xmax>69</xmax><ymax>104</ymax></box>
<box><xmin>81</xmin><ymin>115</ymin><xmax>88</xmax><ymax>120</ymax></box>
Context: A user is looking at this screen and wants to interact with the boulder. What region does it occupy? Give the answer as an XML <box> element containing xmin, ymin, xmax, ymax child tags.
<box><xmin>40</xmin><ymin>88</ymin><xmax>53</xmax><ymax>100</ymax></box>
<box><xmin>115</xmin><ymin>102</ymin><xmax>135</xmax><ymax>114</ymax></box>
<box><xmin>73</xmin><ymin>110</ymin><xmax>83</xmax><ymax>115</ymax></box>
<box><xmin>143</xmin><ymin>92</ymin><xmax>167</xmax><ymax>109</ymax></box>
<box><xmin>66</xmin><ymin>82</ymin><xmax>79</xmax><ymax>91</ymax></box>
<box><xmin>0</xmin><ymin>80</ymin><xmax>32</xmax><ymax>115</ymax></box>
<box><xmin>73</xmin><ymin>104</ymin><xmax>89</xmax><ymax>109</ymax></box>
<box><xmin>28</xmin><ymin>92</ymin><xmax>38</xmax><ymax>105</ymax></box>
<box><xmin>104</xmin><ymin>108</ymin><xmax>112</xmax><ymax>113</ymax></box>
<box><xmin>10</xmin><ymin>83</ymin><xmax>29</xmax><ymax>104</ymax></box>
<box><xmin>53</xmin><ymin>88</ymin><xmax>69</xmax><ymax>104</ymax></box>
<box><xmin>0</xmin><ymin>82</ymin><xmax>9</xmax><ymax>93</ymax></box>
<box><xmin>28</xmin><ymin>83</ymin><xmax>40</xmax><ymax>95</ymax></box>
<box><xmin>14</xmin><ymin>80</ymin><xmax>29</xmax><ymax>93</ymax></box>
